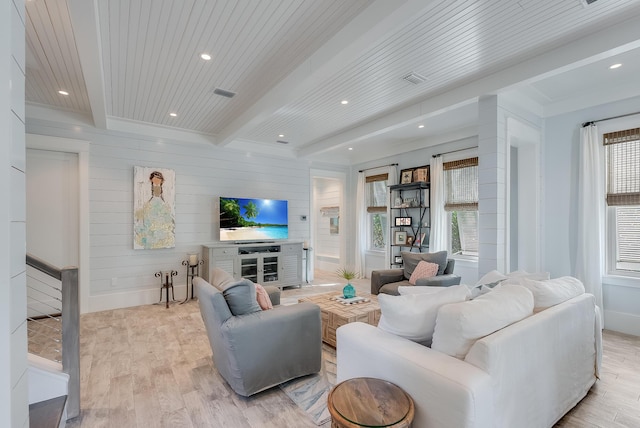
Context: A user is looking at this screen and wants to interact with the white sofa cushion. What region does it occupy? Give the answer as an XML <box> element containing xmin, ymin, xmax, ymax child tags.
<box><xmin>519</xmin><ymin>276</ymin><xmax>585</xmax><ymax>312</ymax></box>
<box><xmin>377</xmin><ymin>285</ymin><xmax>470</xmax><ymax>346</ymax></box>
<box><xmin>431</xmin><ymin>285</ymin><xmax>534</xmax><ymax>359</ymax></box>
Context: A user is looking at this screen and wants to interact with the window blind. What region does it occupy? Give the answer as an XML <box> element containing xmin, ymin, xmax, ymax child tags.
<box><xmin>616</xmin><ymin>207</ymin><xmax>640</xmax><ymax>264</ymax></box>
<box><xmin>604</xmin><ymin>128</ymin><xmax>640</xmax><ymax>206</ymax></box>
<box><xmin>443</xmin><ymin>157</ymin><xmax>478</xmax><ymax>211</ymax></box>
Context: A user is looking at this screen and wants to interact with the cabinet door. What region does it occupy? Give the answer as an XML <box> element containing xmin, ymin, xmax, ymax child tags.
<box><xmin>262</xmin><ymin>255</ymin><xmax>279</xmax><ymax>284</ymax></box>
<box><xmin>240</xmin><ymin>257</ymin><xmax>259</xmax><ymax>283</ymax></box>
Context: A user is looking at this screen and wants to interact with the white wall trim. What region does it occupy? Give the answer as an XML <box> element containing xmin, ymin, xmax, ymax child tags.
<box><xmin>26</xmin><ymin>134</ymin><xmax>91</xmax><ymax>314</ymax></box>
<box><xmin>603</xmin><ymin>310</ymin><xmax>640</xmax><ymax>337</ymax></box>
<box><xmin>89</xmin><ymin>284</ymin><xmax>188</xmax><ymax>313</ymax></box>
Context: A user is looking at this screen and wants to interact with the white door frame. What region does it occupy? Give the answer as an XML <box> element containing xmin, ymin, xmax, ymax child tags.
<box><xmin>26</xmin><ymin>134</ymin><xmax>90</xmax><ymax>314</ymax></box>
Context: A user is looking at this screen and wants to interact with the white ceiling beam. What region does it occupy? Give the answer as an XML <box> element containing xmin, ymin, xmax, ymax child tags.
<box><xmin>67</xmin><ymin>0</ymin><xmax>108</xmax><ymax>129</ymax></box>
<box><xmin>299</xmin><ymin>10</ymin><xmax>640</xmax><ymax>157</ymax></box>
<box><xmin>216</xmin><ymin>0</ymin><xmax>442</xmax><ymax>147</ymax></box>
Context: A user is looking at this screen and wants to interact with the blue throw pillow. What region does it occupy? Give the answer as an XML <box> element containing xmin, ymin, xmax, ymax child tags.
<box><xmin>222</xmin><ymin>279</ymin><xmax>262</xmax><ymax>316</ymax></box>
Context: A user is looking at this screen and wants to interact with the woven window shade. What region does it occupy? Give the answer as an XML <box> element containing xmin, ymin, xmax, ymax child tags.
<box><xmin>444</xmin><ymin>157</ymin><xmax>478</xmax><ymax>211</ymax></box>
<box><xmin>366</xmin><ymin>173</ymin><xmax>388</xmax><ymax>212</ymax></box>
<box><xmin>604</xmin><ymin>128</ymin><xmax>640</xmax><ymax>206</ymax></box>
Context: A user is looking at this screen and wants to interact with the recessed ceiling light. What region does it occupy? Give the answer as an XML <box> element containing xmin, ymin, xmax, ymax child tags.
<box><xmin>341</xmin><ymin>100</ymin><xmax>349</xmax><ymax>105</ymax></box>
<box><xmin>58</xmin><ymin>90</ymin><xmax>69</xmax><ymax>96</ymax></box>
<box><xmin>609</xmin><ymin>63</ymin><xmax>622</xmax><ymax>69</ymax></box>
<box><xmin>348</xmin><ymin>147</ymin><xmax>353</xmax><ymax>151</ymax></box>
<box><xmin>279</xmin><ymin>134</ymin><xmax>284</xmax><ymax>138</ymax></box>
<box><xmin>169</xmin><ymin>112</ymin><xmax>177</xmax><ymax>117</ymax></box>
<box><xmin>418</xmin><ymin>124</ymin><xmax>425</xmax><ymax>129</ymax></box>
<box><xmin>200</xmin><ymin>53</ymin><xmax>211</xmax><ymax>61</ymax></box>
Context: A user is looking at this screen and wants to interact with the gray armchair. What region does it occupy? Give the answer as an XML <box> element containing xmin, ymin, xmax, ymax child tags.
<box><xmin>371</xmin><ymin>251</ymin><xmax>461</xmax><ymax>295</ymax></box>
<box><xmin>195</xmin><ymin>276</ymin><xmax>322</xmax><ymax>397</ymax></box>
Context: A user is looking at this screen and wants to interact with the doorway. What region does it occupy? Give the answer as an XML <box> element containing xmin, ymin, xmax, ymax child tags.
<box><xmin>26</xmin><ymin>149</ymin><xmax>79</xmax><ymax>316</ymax></box>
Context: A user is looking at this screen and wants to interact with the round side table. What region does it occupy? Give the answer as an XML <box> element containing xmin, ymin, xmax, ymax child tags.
<box><xmin>328</xmin><ymin>377</ymin><xmax>415</xmax><ymax>428</ymax></box>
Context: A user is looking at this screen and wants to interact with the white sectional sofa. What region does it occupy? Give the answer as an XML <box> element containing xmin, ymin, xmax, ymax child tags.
<box><xmin>336</xmin><ymin>281</ymin><xmax>602</xmax><ymax>428</ymax></box>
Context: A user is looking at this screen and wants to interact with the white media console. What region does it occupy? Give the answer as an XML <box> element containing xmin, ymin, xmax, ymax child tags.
<box><xmin>202</xmin><ymin>241</ymin><xmax>303</xmax><ymax>289</ymax></box>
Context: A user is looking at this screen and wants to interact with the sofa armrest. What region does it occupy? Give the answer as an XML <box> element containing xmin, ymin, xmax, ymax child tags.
<box><xmin>337</xmin><ymin>322</ymin><xmax>493</xmax><ymax>428</ymax></box>
<box><xmin>370</xmin><ymin>269</ymin><xmax>405</xmax><ymax>295</ymax></box>
<box><xmin>263</xmin><ymin>285</ymin><xmax>281</xmax><ymax>306</ymax></box>
<box><xmin>415</xmin><ymin>274</ymin><xmax>461</xmax><ymax>287</ymax></box>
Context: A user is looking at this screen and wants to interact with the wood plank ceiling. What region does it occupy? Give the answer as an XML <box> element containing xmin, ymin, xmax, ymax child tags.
<box><xmin>24</xmin><ymin>0</ymin><xmax>640</xmax><ymax>161</ymax></box>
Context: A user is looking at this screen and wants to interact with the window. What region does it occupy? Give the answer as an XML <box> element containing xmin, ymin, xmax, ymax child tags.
<box><xmin>605</xmin><ymin>127</ymin><xmax>640</xmax><ymax>274</ymax></box>
<box><xmin>444</xmin><ymin>158</ymin><xmax>478</xmax><ymax>257</ymax></box>
<box><xmin>366</xmin><ymin>173</ymin><xmax>388</xmax><ymax>251</ymax></box>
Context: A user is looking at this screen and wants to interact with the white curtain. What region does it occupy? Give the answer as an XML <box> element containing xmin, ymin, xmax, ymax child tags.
<box><xmin>354</xmin><ymin>171</ymin><xmax>367</xmax><ymax>277</ymax></box>
<box><xmin>429</xmin><ymin>155</ymin><xmax>447</xmax><ymax>252</ymax></box>
<box><xmin>575</xmin><ymin>123</ymin><xmax>604</xmax><ymax>319</ymax></box>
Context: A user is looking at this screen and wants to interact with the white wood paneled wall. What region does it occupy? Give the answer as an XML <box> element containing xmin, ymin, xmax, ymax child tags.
<box><xmin>27</xmin><ymin>121</ymin><xmax>313</xmax><ymax>313</ymax></box>
<box><xmin>4</xmin><ymin>0</ymin><xmax>29</xmax><ymax>426</ymax></box>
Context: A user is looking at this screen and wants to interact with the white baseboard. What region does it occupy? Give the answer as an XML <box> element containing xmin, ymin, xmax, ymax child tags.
<box><xmin>88</xmin><ymin>284</ymin><xmax>189</xmax><ymax>313</ymax></box>
<box><xmin>603</xmin><ymin>310</ymin><xmax>640</xmax><ymax>337</ymax></box>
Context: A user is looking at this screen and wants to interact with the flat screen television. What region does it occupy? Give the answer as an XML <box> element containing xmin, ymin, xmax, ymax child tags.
<box><xmin>219</xmin><ymin>197</ymin><xmax>288</xmax><ymax>242</ymax></box>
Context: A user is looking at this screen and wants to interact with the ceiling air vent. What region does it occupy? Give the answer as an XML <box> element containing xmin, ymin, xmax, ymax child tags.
<box><xmin>276</xmin><ymin>140</ymin><xmax>289</xmax><ymax>145</ymax></box>
<box><xmin>213</xmin><ymin>88</ymin><xmax>236</xmax><ymax>98</ymax></box>
<box><xmin>402</xmin><ymin>72</ymin><xmax>427</xmax><ymax>85</ymax></box>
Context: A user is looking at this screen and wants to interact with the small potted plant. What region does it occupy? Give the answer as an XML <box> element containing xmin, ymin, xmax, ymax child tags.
<box><xmin>336</xmin><ymin>267</ymin><xmax>359</xmax><ymax>298</ymax></box>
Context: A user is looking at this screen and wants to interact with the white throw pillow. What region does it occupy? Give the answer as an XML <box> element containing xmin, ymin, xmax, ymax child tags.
<box><xmin>501</xmin><ymin>271</ymin><xmax>550</xmax><ymax>286</ymax></box>
<box><xmin>474</xmin><ymin>270</ymin><xmax>507</xmax><ymax>287</ymax></box>
<box><xmin>377</xmin><ymin>285</ymin><xmax>470</xmax><ymax>346</ymax></box>
<box><xmin>431</xmin><ymin>285</ymin><xmax>534</xmax><ymax>359</ymax></box>
<box><xmin>520</xmin><ymin>276</ymin><xmax>585</xmax><ymax>312</ymax></box>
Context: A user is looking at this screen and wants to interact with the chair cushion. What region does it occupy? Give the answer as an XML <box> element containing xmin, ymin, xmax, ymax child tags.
<box><xmin>222</xmin><ymin>279</ymin><xmax>262</xmax><ymax>316</ymax></box>
<box><xmin>409</xmin><ymin>261</ymin><xmax>439</xmax><ymax>285</ymax></box>
<box><xmin>377</xmin><ymin>284</ymin><xmax>470</xmax><ymax>346</ymax></box>
<box><xmin>431</xmin><ymin>285</ymin><xmax>534</xmax><ymax>359</ymax></box>
<box><xmin>402</xmin><ymin>251</ymin><xmax>448</xmax><ymax>280</ymax></box>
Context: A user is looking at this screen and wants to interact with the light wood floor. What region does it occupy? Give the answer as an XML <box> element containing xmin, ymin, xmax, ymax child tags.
<box><xmin>33</xmin><ymin>272</ymin><xmax>640</xmax><ymax>428</ymax></box>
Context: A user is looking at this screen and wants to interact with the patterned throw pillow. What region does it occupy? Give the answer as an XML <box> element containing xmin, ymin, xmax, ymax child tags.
<box><xmin>409</xmin><ymin>261</ymin><xmax>439</xmax><ymax>285</ymax></box>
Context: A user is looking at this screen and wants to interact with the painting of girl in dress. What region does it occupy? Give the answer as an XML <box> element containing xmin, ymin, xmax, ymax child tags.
<box><xmin>133</xmin><ymin>166</ymin><xmax>176</xmax><ymax>249</ymax></box>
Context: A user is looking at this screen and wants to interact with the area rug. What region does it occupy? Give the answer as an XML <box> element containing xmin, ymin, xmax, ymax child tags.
<box><xmin>279</xmin><ymin>344</ymin><xmax>337</xmax><ymax>426</ymax></box>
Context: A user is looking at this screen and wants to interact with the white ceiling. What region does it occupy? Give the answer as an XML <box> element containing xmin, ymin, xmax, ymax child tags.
<box><xmin>24</xmin><ymin>0</ymin><xmax>640</xmax><ymax>165</ymax></box>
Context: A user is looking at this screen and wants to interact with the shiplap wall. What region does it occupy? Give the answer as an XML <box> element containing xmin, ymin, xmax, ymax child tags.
<box><xmin>4</xmin><ymin>0</ymin><xmax>28</xmax><ymax>425</ymax></box>
<box><xmin>26</xmin><ymin>121</ymin><xmax>314</xmax><ymax>313</ymax></box>
<box><xmin>313</xmin><ymin>177</ymin><xmax>341</xmax><ymax>271</ymax></box>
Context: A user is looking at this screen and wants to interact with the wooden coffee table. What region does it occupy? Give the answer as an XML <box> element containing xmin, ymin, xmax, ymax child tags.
<box><xmin>298</xmin><ymin>292</ymin><xmax>380</xmax><ymax>347</ymax></box>
<box><xmin>328</xmin><ymin>377</ymin><xmax>415</xmax><ymax>428</ymax></box>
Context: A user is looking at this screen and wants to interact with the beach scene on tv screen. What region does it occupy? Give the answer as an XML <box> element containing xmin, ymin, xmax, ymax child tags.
<box><xmin>220</xmin><ymin>197</ymin><xmax>288</xmax><ymax>241</ymax></box>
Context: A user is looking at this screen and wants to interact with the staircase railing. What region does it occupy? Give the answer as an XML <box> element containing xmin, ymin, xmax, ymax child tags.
<box><xmin>26</xmin><ymin>253</ymin><xmax>80</xmax><ymax>419</ymax></box>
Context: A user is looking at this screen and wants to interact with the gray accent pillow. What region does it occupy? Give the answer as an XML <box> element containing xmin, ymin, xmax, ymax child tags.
<box><xmin>222</xmin><ymin>279</ymin><xmax>262</xmax><ymax>316</ymax></box>
<box><xmin>402</xmin><ymin>251</ymin><xmax>448</xmax><ymax>279</ymax></box>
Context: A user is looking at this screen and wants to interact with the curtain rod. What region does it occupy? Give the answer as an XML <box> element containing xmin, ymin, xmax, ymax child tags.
<box><xmin>358</xmin><ymin>163</ymin><xmax>398</xmax><ymax>173</ymax></box>
<box><xmin>432</xmin><ymin>146</ymin><xmax>478</xmax><ymax>158</ymax></box>
<box><xmin>582</xmin><ymin>111</ymin><xmax>640</xmax><ymax>127</ymax></box>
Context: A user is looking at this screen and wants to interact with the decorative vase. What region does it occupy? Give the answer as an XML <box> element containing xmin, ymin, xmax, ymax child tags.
<box><xmin>343</xmin><ymin>283</ymin><xmax>356</xmax><ymax>299</ymax></box>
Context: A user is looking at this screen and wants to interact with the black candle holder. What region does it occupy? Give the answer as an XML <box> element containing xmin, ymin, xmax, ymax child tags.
<box><xmin>181</xmin><ymin>258</ymin><xmax>204</xmax><ymax>304</ymax></box>
<box><xmin>155</xmin><ymin>270</ymin><xmax>178</xmax><ymax>308</ymax></box>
